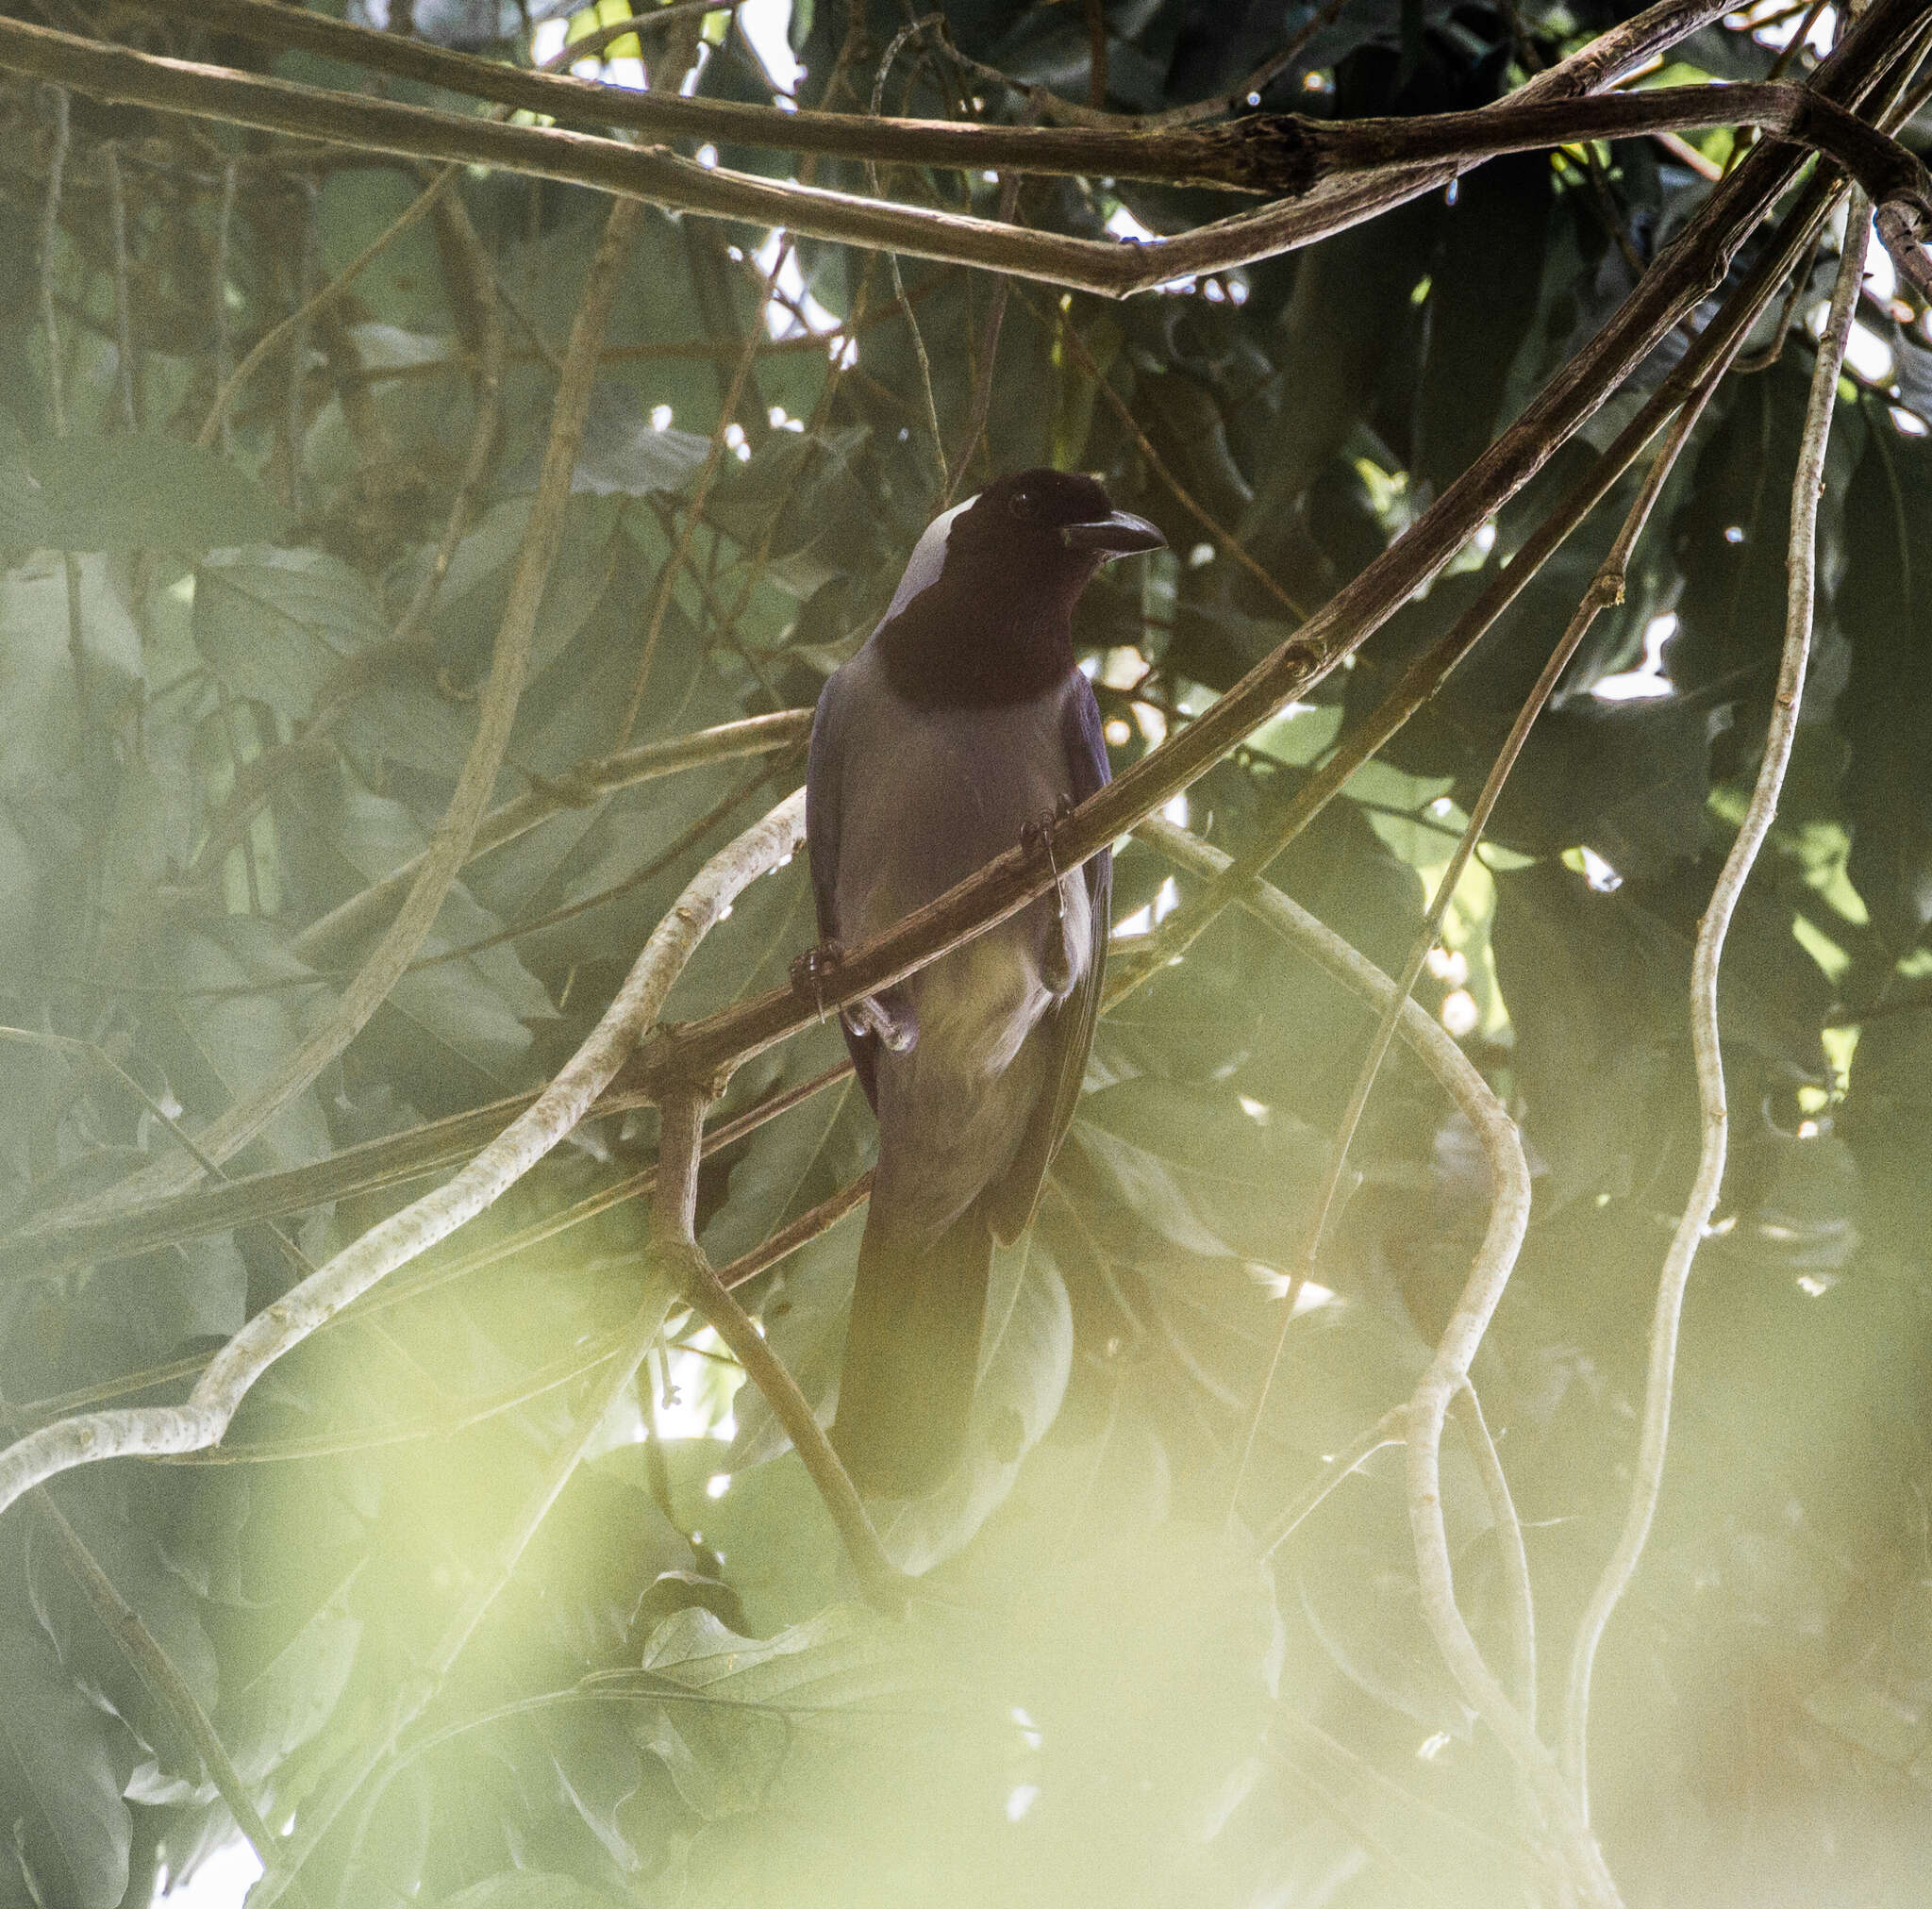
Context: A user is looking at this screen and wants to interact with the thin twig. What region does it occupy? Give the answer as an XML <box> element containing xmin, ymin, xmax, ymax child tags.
<box><xmin>212</xmin><ymin>157</ymin><xmax>238</xmax><ymax>456</ymax></box>
<box><xmin>941</xmin><ymin>107</ymin><xmax>1034</xmax><ymax>505</ymax></box>
<box><xmin>255</xmin><ymin>1275</ymin><xmax>677</xmax><ymax>1908</ymax></box>
<box><xmin>1257</xmin><ymin>1407</ymin><xmax>1407</xmax><ymax>1557</ymax></box>
<box><xmin>656</xmin><ymin>1086</ymin><xmax>908</xmax><ymax>1610</ymax></box>
<box><xmin>1452</xmin><ymin>1383</ymin><xmax>1535</xmax><ymax>1727</ymax></box>
<box><xmin>1227</xmin><ymin>348</ymin><xmax>1735</xmax><ymax>1520</ymax></box>
<box><xmin>872</xmin><ymin>16</ymin><xmax>949</xmax><ymax>493</ymax></box>
<box><xmin>0</xmin><ymin>786</ymin><xmax>805</xmax><ymax>1523</ymax></box>
<box><xmin>198</xmin><ymin>166</ymin><xmax>445</xmax><ymax>451</ymax></box>
<box><xmin>103</xmin><ymin>143</ymin><xmax>137</xmax><ymax>430</ymax></box>
<box><xmin>59</xmin><ymin>197</ymin><xmax>643</xmax><ymax>1220</ymax></box>
<box><xmin>282</xmin><ymin>174</ymin><xmax>320</xmax><ymax>512</ymax></box>
<box><xmin>721</xmin><ymin>1170</ymin><xmax>873</xmax><ymax>1292</ymax></box>
<box><xmin>1560</xmin><ymin>190</ymin><xmax>1871</xmax><ymax>1820</ymax></box>
<box><xmin>28</xmin><ymin>1489</ymin><xmax>303</xmax><ymax>1901</ymax></box>
<box><xmin>37</xmin><ymin>84</ymin><xmax>69</xmax><ymax>437</ymax></box>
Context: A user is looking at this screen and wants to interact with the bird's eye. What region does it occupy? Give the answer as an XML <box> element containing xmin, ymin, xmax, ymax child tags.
<box><xmin>1008</xmin><ymin>490</ymin><xmax>1037</xmax><ymax>520</ymax></box>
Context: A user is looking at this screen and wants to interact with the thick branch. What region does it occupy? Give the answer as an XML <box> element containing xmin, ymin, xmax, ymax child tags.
<box><xmin>118</xmin><ymin>0</ymin><xmax>1311</xmax><ymax>195</ymax></box>
<box><xmin>119</xmin><ymin>0</ymin><xmax>1769</xmax><ymax>199</ymax></box>
<box><xmin>1</xmin><ymin>8</ymin><xmax>1890</xmax><ymax>298</ymax></box>
<box><xmin>597</xmin><ymin>0</ymin><xmax>1922</xmax><ymax>1105</ymax></box>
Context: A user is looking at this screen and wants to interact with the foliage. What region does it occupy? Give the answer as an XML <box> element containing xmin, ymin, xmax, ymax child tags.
<box><xmin>0</xmin><ymin>2</ymin><xmax>1928</xmax><ymax>1906</ymax></box>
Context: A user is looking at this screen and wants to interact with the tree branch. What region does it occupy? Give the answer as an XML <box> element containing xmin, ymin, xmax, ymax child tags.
<box><xmin>0</xmin><ymin>788</ymin><xmax>806</xmax><ymax>1526</ymax></box>
<box><xmin>1135</xmin><ymin>814</ymin><xmax>1613</xmax><ymax>1899</ymax></box>
<box><xmin>654</xmin><ymin>1088</ymin><xmax>907</xmax><ymax>1611</ymax></box>
<box><xmin>28</xmin><ymin>1487</ymin><xmax>304</xmax><ymax>1903</ymax></box>
<box><xmin>6</xmin><ymin>7</ymin><xmax>1903</xmax><ymax>298</ymax></box>
<box><xmin>1560</xmin><ymin>191</ymin><xmax>1872</xmax><ymax>1822</ymax></box>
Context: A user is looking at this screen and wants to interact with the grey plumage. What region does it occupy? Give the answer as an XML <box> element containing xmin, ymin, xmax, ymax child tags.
<box><xmin>804</xmin><ymin>470</ymin><xmax>1162</xmax><ymax>1496</ymax></box>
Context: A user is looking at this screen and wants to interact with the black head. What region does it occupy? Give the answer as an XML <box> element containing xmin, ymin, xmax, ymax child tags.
<box><xmin>874</xmin><ymin>469</ymin><xmax>1164</xmax><ymax>707</ymax></box>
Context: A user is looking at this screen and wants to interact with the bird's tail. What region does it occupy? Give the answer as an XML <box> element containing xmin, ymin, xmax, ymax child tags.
<box><xmin>829</xmin><ymin>1200</ymin><xmax>993</xmax><ymax>1499</ymax></box>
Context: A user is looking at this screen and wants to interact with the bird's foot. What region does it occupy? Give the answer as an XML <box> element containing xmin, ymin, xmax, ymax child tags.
<box><xmin>1018</xmin><ymin>793</ymin><xmax>1079</xmax><ymax>870</ymax></box>
<box><xmin>1024</xmin><ymin>797</ymin><xmax>1080</xmax><ymax>995</ymax></box>
<box><xmin>789</xmin><ymin>939</ymin><xmax>845</xmax><ymax>1021</ymax></box>
<box><xmin>843</xmin><ymin>987</ymin><xmax>918</xmax><ymax>1054</ymax></box>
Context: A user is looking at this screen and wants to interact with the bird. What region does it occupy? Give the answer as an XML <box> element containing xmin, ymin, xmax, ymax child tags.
<box><xmin>802</xmin><ymin>468</ymin><xmax>1165</xmax><ymax>1497</ymax></box>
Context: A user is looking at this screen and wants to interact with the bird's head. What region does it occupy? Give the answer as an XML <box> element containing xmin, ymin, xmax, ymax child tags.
<box><xmin>874</xmin><ymin>469</ymin><xmax>1165</xmax><ymax>706</ymax></box>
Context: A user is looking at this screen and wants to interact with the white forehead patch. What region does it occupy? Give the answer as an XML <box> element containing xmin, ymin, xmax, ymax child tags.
<box><xmin>878</xmin><ymin>494</ymin><xmax>977</xmax><ymax>627</ymax></box>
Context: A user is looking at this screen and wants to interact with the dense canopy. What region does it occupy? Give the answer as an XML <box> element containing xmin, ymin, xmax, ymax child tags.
<box><xmin>0</xmin><ymin>2</ymin><xmax>1928</xmax><ymax>1905</ymax></box>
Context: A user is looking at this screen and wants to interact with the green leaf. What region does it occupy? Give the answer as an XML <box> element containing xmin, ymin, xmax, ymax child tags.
<box><xmin>25</xmin><ymin>436</ymin><xmax>283</xmax><ymax>551</ymax></box>
<box><xmin>1072</xmin><ymin>1077</ymin><xmax>1326</xmax><ymax>1270</ymax></box>
<box><xmin>0</xmin><ymin>408</ymin><xmax>46</xmax><ymax>547</ymax></box>
<box><xmin>134</xmin><ymin>923</ymin><xmax>331</xmax><ymax>1171</ymax></box>
<box><xmin>0</xmin><ymin>553</ymin><xmax>144</xmax><ymax>791</ymax></box>
<box><xmin>0</xmin><ymin>1617</ymin><xmax>132</xmax><ymax>1909</ymax></box>
<box><xmin>193</xmin><ymin>546</ymin><xmax>387</xmax><ymax>719</ymax></box>
<box><xmin>598</xmin><ymin>1603</ymin><xmax>897</xmax><ymax>1818</ymax></box>
<box><xmin>25</xmin><ymin>1475</ymin><xmax>221</xmax><ymax>1770</ymax></box>
<box><xmin>215</xmin><ymin>1563</ymin><xmax>363</xmax><ymax>1785</ymax></box>
<box><xmin>432</xmin><ymin>1873</ymin><xmax>634</xmax><ymax>1909</ymax></box>
<box><xmin>497</xmin><ymin>383</ymin><xmax>710</xmax><ymax>498</ymax></box>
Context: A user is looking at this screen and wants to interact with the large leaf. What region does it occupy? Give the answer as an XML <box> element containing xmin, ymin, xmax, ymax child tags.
<box><xmin>0</xmin><ymin>1617</ymin><xmax>131</xmax><ymax>1909</ymax></box>
<box><xmin>26</xmin><ymin>436</ymin><xmax>282</xmax><ymax>552</ymax></box>
<box><xmin>1071</xmin><ymin>1076</ymin><xmax>1327</xmax><ymax>1270</ymax></box>
<box><xmin>497</xmin><ymin>382</ymin><xmax>710</xmax><ymax>499</ymax></box>
<box><xmin>193</xmin><ymin>546</ymin><xmax>387</xmax><ymax>720</ymax></box>
<box><xmin>215</xmin><ymin>1565</ymin><xmax>363</xmax><ymax>1786</ymax></box>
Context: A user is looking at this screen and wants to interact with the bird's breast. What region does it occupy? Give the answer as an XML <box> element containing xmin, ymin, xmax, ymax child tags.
<box><xmin>832</xmin><ymin>658</ymin><xmax>1077</xmax><ymax>934</ymax></box>
<box><xmin>829</xmin><ymin>653</ymin><xmax>1090</xmax><ymax>1076</ymax></box>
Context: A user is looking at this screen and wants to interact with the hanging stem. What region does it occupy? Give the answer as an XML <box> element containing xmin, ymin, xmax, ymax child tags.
<box><xmin>1561</xmin><ymin>189</ymin><xmax>1872</xmax><ymax>1823</ymax></box>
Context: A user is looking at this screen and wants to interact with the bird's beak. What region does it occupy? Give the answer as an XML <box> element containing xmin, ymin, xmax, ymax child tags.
<box><xmin>1060</xmin><ymin>509</ymin><xmax>1167</xmax><ymax>557</ymax></box>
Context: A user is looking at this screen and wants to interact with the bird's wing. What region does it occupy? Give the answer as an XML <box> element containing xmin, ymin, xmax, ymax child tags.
<box><xmin>805</xmin><ymin>671</ymin><xmax>881</xmax><ymax>1110</ymax></box>
<box><xmin>986</xmin><ymin>672</ymin><xmax>1112</xmax><ymax>1245</ymax></box>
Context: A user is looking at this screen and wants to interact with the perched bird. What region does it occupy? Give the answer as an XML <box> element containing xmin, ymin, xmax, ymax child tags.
<box><xmin>803</xmin><ymin>469</ymin><xmax>1164</xmax><ymax>1497</ymax></box>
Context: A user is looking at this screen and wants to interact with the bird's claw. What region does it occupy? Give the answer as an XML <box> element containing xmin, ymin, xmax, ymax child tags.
<box><xmin>790</xmin><ymin>940</ymin><xmax>845</xmax><ymax>1021</ymax></box>
<box><xmin>844</xmin><ymin>988</ymin><xmax>918</xmax><ymax>1054</ymax></box>
<box><xmin>1022</xmin><ymin>802</ymin><xmax>1075</xmax><ymax>980</ymax></box>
